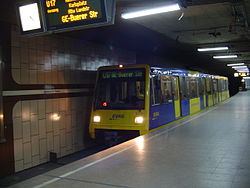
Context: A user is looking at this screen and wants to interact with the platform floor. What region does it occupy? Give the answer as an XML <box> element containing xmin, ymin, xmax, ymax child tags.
<box><xmin>10</xmin><ymin>91</ymin><xmax>250</xmax><ymax>188</ymax></box>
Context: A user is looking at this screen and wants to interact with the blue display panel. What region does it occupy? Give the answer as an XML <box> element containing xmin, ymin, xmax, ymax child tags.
<box><xmin>149</xmin><ymin>103</ymin><xmax>175</xmax><ymax>130</ymax></box>
<box><xmin>200</xmin><ymin>96</ymin><xmax>205</xmax><ymax>109</ymax></box>
<box><xmin>181</xmin><ymin>99</ymin><xmax>190</xmax><ymax>117</ymax></box>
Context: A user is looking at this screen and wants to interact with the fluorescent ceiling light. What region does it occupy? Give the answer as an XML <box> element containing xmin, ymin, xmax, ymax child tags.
<box><xmin>213</xmin><ymin>55</ymin><xmax>238</xmax><ymax>59</ymax></box>
<box><xmin>232</xmin><ymin>66</ymin><xmax>247</xmax><ymax>69</ymax></box>
<box><xmin>237</xmin><ymin>69</ymin><xmax>249</xmax><ymax>72</ymax></box>
<box><xmin>197</xmin><ymin>47</ymin><xmax>228</xmax><ymax>52</ymax></box>
<box><xmin>227</xmin><ymin>63</ymin><xmax>245</xmax><ymax>66</ymax></box>
<box><xmin>238</xmin><ymin>71</ymin><xmax>249</xmax><ymax>73</ymax></box>
<box><xmin>121</xmin><ymin>3</ymin><xmax>180</xmax><ymax>19</ymax></box>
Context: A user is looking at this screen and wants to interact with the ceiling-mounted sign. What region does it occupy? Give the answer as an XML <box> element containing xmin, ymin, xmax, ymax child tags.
<box><xmin>16</xmin><ymin>0</ymin><xmax>115</xmax><ymax>35</ymax></box>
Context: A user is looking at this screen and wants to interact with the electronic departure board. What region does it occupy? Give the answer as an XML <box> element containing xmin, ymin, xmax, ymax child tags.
<box><xmin>16</xmin><ymin>0</ymin><xmax>115</xmax><ymax>35</ymax></box>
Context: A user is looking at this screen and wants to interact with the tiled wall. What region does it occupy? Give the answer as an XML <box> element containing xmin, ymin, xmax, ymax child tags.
<box><xmin>10</xmin><ymin>25</ymin><xmax>136</xmax><ymax>172</ymax></box>
<box><xmin>13</xmin><ymin>97</ymin><xmax>90</xmax><ymax>172</ymax></box>
<box><xmin>11</xmin><ymin>25</ymin><xmax>136</xmax><ymax>85</ymax></box>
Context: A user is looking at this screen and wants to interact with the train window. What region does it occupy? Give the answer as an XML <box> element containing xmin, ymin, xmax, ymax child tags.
<box><xmin>189</xmin><ymin>77</ymin><xmax>199</xmax><ymax>98</ymax></box>
<box><xmin>218</xmin><ymin>79</ymin><xmax>223</xmax><ymax>92</ymax></box>
<box><xmin>95</xmin><ymin>69</ymin><xmax>145</xmax><ymax>110</ymax></box>
<box><xmin>205</xmin><ymin>78</ymin><xmax>212</xmax><ymax>94</ymax></box>
<box><xmin>161</xmin><ymin>75</ymin><xmax>173</xmax><ymax>103</ymax></box>
<box><xmin>151</xmin><ymin>75</ymin><xmax>161</xmax><ymax>105</ymax></box>
<box><xmin>222</xmin><ymin>80</ymin><xmax>226</xmax><ymax>91</ymax></box>
<box><xmin>179</xmin><ymin>77</ymin><xmax>189</xmax><ymax>100</ymax></box>
<box><xmin>198</xmin><ymin>78</ymin><xmax>205</xmax><ymax>96</ymax></box>
<box><xmin>225</xmin><ymin>80</ymin><xmax>229</xmax><ymax>90</ymax></box>
<box><xmin>212</xmin><ymin>79</ymin><xmax>218</xmax><ymax>93</ymax></box>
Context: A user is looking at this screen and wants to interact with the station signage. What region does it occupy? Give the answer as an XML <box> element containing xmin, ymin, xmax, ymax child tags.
<box><xmin>100</xmin><ymin>69</ymin><xmax>145</xmax><ymax>80</ymax></box>
<box><xmin>16</xmin><ymin>0</ymin><xmax>115</xmax><ymax>35</ymax></box>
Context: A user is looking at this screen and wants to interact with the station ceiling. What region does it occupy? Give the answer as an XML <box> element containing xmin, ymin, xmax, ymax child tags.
<box><xmin>116</xmin><ymin>0</ymin><xmax>250</xmax><ymax>75</ymax></box>
<box><xmin>1</xmin><ymin>0</ymin><xmax>250</xmax><ymax>77</ymax></box>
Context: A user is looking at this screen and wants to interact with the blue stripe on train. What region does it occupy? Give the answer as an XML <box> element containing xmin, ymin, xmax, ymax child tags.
<box><xmin>149</xmin><ymin>103</ymin><xmax>175</xmax><ymax>130</ymax></box>
<box><xmin>181</xmin><ymin>99</ymin><xmax>190</xmax><ymax>117</ymax></box>
<box><xmin>200</xmin><ymin>96</ymin><xmax>205</xmax><ymax>109</ymax></box>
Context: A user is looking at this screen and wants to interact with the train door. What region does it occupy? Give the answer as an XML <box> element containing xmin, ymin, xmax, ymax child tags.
<box><xmin>172</xmin><ymin>76</ymin><xmax>181</xmax><ymax>118</ymax></box>
<box><xmin>212</xmin><ymin>79</ymin><xmax>218</xmax><ymax>104</ymax></box>
<box><xmin>179</xmin><ymin>76</ymin><xmax>190</xmax><ymax>116</ymax></box>
<box><xmin>199</xmin><ymin>78</ymin><xmax>206</xmax><ymax>109</ymax></box>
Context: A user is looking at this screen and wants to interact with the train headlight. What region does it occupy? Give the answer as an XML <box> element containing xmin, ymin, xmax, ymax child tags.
<box><xmin>93</xmin><ymin>116</ymin><xmax>101</xmax><ymax>123</ymax></box>
<box><xmin>135</xmin><ymin>116</ymin><xmax>144</xmax><ymax>124</ymax></box>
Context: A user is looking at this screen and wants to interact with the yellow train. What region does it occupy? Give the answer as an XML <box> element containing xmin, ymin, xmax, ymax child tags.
<box><xmin>89</xmin><ymin>64</ymin><xmax>229</xmax><ymax>142</ymax></box>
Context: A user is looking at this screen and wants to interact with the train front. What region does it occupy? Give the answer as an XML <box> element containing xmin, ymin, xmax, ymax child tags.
<box><xmin>89</xmin><ymin>65</ymin><xmax>150</xmax><ymax>142</ymax></box>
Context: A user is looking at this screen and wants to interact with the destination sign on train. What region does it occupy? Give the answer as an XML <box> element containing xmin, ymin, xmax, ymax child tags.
<box><xmin>16</xmin><ymin>0</ymin><xmax>115</xmax><ymax>35</ymax></box>
<box><xmin>101</xmin><ymin>70</ymin><xmax>144</xmax><ymax>79</ymax></box>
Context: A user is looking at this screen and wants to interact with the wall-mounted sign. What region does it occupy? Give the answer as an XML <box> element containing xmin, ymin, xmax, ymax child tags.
<box><xmin>16</xmin><ymin>0</ymin><xmax>115</xmax><ymax>35</ymax></box>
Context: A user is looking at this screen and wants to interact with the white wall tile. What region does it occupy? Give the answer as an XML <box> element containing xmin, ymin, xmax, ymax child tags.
<box><xmin>53</xmin><ymin>135</ymin><xmax>60</xmax><ymax>155</ymax></box>
<box><xmin>65</xmin><ymin>114</ymin><xmax>71</xmax><ymax>132</ymax></box>
<box><xmin>31</xmin><ymin>135</ymin><xmax>39</xmax><ymax>156</ymax></box>
<box><xmin>31</xmin><ymin>114</ymin><xmax>38</xmax><ymax>136</ymax></box>
<box><xmin>52</xmin><ymin>99</ymin><xmax>59</xmax><ymax>112</ymax></box>
<box><xmin>22</xmin><ymin>121</ymin><xmax>31</xmax><ymax>143</ymax></box>
<box><xmin>23</xmin><ymin>142</ymin><xmax>32</xmax><ymax>164</ymax></box>
<box><xmin>59</xmin><ymin>115</ymin><xmax>66</xmax><ymax>130</ymax></box>
<box><xmin>59</xmin><ymin>98</ymin><xmax>67</xmax><ymax>112</ymax></box>
<box><xmin>47</xmin><ymin>132</ymin><xmax>53</xmax><ymax>152</ymax></box>
<box><xmin>71</xmin><ymin>112</ymin><xmax>76</xmax><ymax>128</ymax></box>
<box><xmin>32</xmin><ymin>155</ymin><xmax>40</xmax><ymax>167</ymax></box>
<box><xmin>60</xmin><ymin>129</ymin><xmax>66</xmax><ymax>148</ymax></box>
<box><xmin>15</xmin><ymin>160</ymin><xmax>24</xmax><ymax>172</ymax></box>
<box><xmin>29</xmin><ymin>70</ymin><xmax>37</xmax><ymax>84</ymax></box>
<box><xmin>39</xmin><ymin>139</ymin><xmax>47</xmax><ymax>161</ymax></box>
<box><xmin>12</xmin><ymin>47</ymin><xmax>21</xmax><ymax>69</ymax></box>
<box><xmin>39</xmin><ymin>119</ymin><xmax>46</xmax><ymax>139</ymax></box>
<box><xmin>38</xmin><ymin>100</ymin><xmax>45</xmax><ymax>119</ymax></box>
<box><xmin>46</xmin><ymin>100</ymin><xmax>53</xmax><ymax>113</ymax></box>
<box><xmin>30</xmin><ymin>101</ymin><xmax>38</xmax><ymax>115</ymax></box>
<box><xmin>53</xmin><ymin>120</ymin><xmax>59</xmax><ymax>136</ymax></box>
<box><xmin>21</xmin><ymin>63</ymin><xmax>29</xmax><ymax>84</ymax></box>
<box><xmin>24</xmin><ymin>163</ymin><xmax>32</xmax><ymax>169</ymax></box>
<box><xmin>66</xmin><ymin>132</ymin><xmax>72</xmax><ymax>152</ymax></box>
<box><xmin>21</xmin><ymin>101</ymin><xmax>30</xmax><ymax>122</ymax></box>
<box><xmin>14</xmin><ymin>139</ymin><xmax>23</xmax><ymax>161</ymax></box>
<box><xmin>13</xmin><ymin>117</ymin><xmax>22</xmax><ymax>140</ymax></box>
<box><xmin>37</xmin><ymin>68</ymin><xmax>45</xmax><ymax>84</ymax></box>
<box><xmin>60</xmin><ymin>147</ymin><xmax>66</xmax><ymax>157</ymax></box>
<box><xmin>12</xmin><ymin>68</ymin><xmax>21</xmax><ymax>85</ymax></box>
<box><xmin>46</xmin><ymin>114</ymin><xmax>53</xmax><ymax>132</ymax></box>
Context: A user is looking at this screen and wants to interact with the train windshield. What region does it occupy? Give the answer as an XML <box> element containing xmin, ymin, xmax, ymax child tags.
<box><xmin>95</xmin><ymin>68</ymin><xmax>145</xmax><ymax>110</ymax></box>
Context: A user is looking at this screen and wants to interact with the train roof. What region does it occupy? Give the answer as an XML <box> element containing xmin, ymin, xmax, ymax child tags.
<box><xmin>97</xmin><ymin>64</ymin><xmax>227</xmax><ymax>79</ymax></box>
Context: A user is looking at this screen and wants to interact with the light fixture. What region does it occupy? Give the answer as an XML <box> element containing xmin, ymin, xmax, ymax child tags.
<box><xmin>93</xmin><ymin>116</ymin><xmax>101</xmax><ymax>123</ymax></box>
<box><xmin>234</xmin><ymin>73</ymin><xmax>239</xmax><ymax>77</ymax></box>
<box><xmin>232</xmin><ymin>66</ymin><xmax>247</xmax><ymax>69</ymax></box>
<box><xmin>197</xmin><ymin>47</ymin><xmax>228</xmax><ymax>52</ymax></box>
<box><xmin>121</xmin><ymin>3</ymin><xmax>180</xmax><ymax>19</ymax></box>
<box><xmin>227</xmin><ymin>63</ymin><xmax>245</xmax><ymax>66</ymax></box>
<box><xmin>213</xmin><ymin>55</ymin><xmax>238</xmax><ymax>59</ymax></box>
<box><xmin>51</xmin><ymin>113</ymin><xmax>61</xmax><ymax>121</ymax></box>
<box><xmin>19</xmin><ymin>3</ymin><xmax>41</xmax><ymax>32</ymax></box>
<box><xmin>135</xmin><ymin>116</ymin><xmax>144</xmax><ymax>124</ymax></box>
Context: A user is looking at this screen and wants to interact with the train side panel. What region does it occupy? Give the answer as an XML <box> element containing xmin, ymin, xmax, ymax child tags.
<box><xmin>149</xmin><ymin>104</ymin><xmax>175</xmax><ymax>130</ymax></box>
<box><xmin>190</xmin><ymin>98</ymin><xmax>201</xmax><ymax>115</ymax></box>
